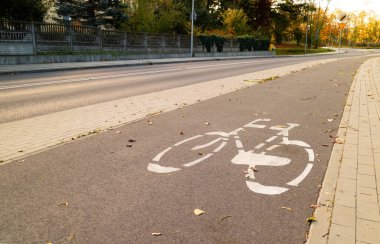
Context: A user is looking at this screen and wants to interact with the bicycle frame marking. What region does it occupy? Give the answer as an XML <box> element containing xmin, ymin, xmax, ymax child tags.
<box><xmin>147</xmin><ymin>118</ymin><xmax>315</xmax><ymax>195</ymax></box>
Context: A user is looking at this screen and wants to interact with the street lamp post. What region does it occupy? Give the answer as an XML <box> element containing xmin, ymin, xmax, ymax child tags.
<box><xmin>190</xmin><ymin>0</ymin><xmax>195</xmax><ymax>57</ymax></box>
<box><xmin>304</xmin><ymin>1</ymin><xmax>310</xmax><ymax>55</ymax></box>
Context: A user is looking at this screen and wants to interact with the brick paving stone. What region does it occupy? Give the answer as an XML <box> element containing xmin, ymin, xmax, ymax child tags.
<box><xmin>308</xmin><ymin>58</ymin><xmax>380</xmax><ymax>244</ymax></box>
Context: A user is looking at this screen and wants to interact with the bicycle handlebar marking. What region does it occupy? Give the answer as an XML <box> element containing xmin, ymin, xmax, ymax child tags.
<box><xmin>147</xmin><ymin>118</ymin><xmax>315</xmax><ymax>195</ymax></box>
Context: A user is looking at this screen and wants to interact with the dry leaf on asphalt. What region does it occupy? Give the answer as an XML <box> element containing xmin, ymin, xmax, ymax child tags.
<box><xmin>322</xmin><ymin>144</ymin><xmax>329</xmax><ymax>147</ymax></box>
<box><xmin>205</xmin><ymin>122</ymin><xmax>210</xmax><ymax>125</ymax></box>
<box><xmin>179</xmin><ymin>131</ymin><xmax>184</xmax><ymax>135</ymax></box>
<box><xmin>147</xmin><ymin>121</ymin><xmax>153</xmax><ymax>125</ymax></box>
<box><xmin>281</xmin><ymin>207</ymin><xmax>293</xmax><ymax>211</ymax></box>
<box><xmin>116</xmin><ymin>131</ymin><xmax>122</xmax><ymax>134</ymax></box>
<box><xmin>58</xmin><ymin>202</ymin><xmax>69</xmax><ymax>207</ymax></box>
<box><xmin>68</xmin><ymin>234</ymin><xmax>75</xmax><ymax>241</ymax></box>
<box><xmin>194</xmin><ymin>208</ymin><xmax>206</xmax><ymax>216</ymax></box>
<box><xmin>151</xmin><ymin>233</ymin><xmax>162</xmax><ymax>236</ymax></box>
<box><xmin>220</xmin><ymin>215</ymin><xmax>232</xmax><ymax>221</ymax></box>
<box><xmin>327</xmin><ymin>119</ymin><xmax>334</xmax><ymax>122</ymax></box>
<box><xmin>128</xmin><ymin>139</ymin><xmax>136</xmax><ymax>142</ymax></box>
<box><xmin>126</xmin><ymin>144</ymin><xmax>132</xmax><ymax>147</ymax></box>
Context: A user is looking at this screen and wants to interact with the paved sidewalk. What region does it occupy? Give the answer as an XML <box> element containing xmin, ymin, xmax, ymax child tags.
<box><xmin>0</xmin><ymin>58</ymin><xmax>338</xmax><ymax>165</ymax></box>
<box><xmin>308</xmin><ymin>57</ymin><xmax>380</xmax><ymax>243</ymax></box>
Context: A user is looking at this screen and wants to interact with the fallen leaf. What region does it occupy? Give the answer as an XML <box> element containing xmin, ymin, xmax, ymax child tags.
<box><xmin>18</xmin><ymin>150</ymin><xmax>24</xmax><ymax>153</ymax></box>
<box><xmin>282</xmin><ymin>207</ymin><xmax>293</xmax><ymax>211</ymax></box>
<box><xmin>322</xmin><ymin>144</ymin><xmax>329</xmax><ymax>147</ymax></box>
<box><xmin>275</xmin><ymin>125</ymin><xmax>286</xmax><ymax>128</ymax></box>
<box><xmin>194</xmin><ymin>208</ymin><xmax>206</xmax><ymax>216</ymax></box>
<box><xmin>179</xmin><ymin>131</ymin><xmax>184</xmax><ymax>135</ymax></box>
<box><xmin>198</xmin><ymin>152</ymin><xmax>205</xmax><ymax>156</ymax></box>
<box><xmin>205</xmin><ymin>122</ymin><xmax>210</xmax><ymax>125</ymax></box>
<box><xmin>300</xmin><ymin>96</ymin><xmax>316</xmax><ymax>100</ymax></box>
<box><xmin>128</xmin><ymin>139</ymin><xmax>136</xmax><ymax>143</ymax></box>
<box><xmin>220</xmin><ymin>215</ymin><xmax>232</xmax><ymax>221</ymax></box>
<box><xmin>68</xmin><ymin>234</ymin><xmax>75</xmax><ymax>241</ymax></box>
<box><xmin>126</xmin><ymin>144</ymin><xmax>132</xmax><ymax>147</ymax></box>
<box><xmin>334</xmin><ymin>138</ymin><xmax>345</xmax><ymax>144</ymax></box>
<box><xmin>310</xmin><ymin>204</ymin><xmax>322</xmax><ymax>209</ymax></box>
<box><xmin>116</xmin><ymin>131</ymin><xmax>122</xmax><ymax>134</ymax></box>
<box><xmin>148</xmin><ymin>121</ymin><xmax>153</xmax><ymax>125</ymax></box>
<box><xmin>249</xmin><ymin>166</ymin><xmax>258</xmax><ymax>172</ymax></box>
<box><xmin>307</xmin><ymin>216</ymin><xmax>317</xmax><ymax>223</ymax></box>
<box><xmin>151</xmin><ymin>233</ymin><xmax>162</xmax><ymax>236</ymax></box>
<box><xmin>327</xmin><ymin>119</ymin><xmax>334</xmax><ymax>122</ymax></box>
<box><xmin>58</xmin><ymin>202</ymin><xmax>69</xmax><ymax>207</ymax></box>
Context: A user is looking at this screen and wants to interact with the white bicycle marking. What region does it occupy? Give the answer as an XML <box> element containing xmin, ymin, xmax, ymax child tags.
<box><xmin>213</xmin><ymin>142</ymin><xmax>227</xmax><ymax>153</ymax></box>
<box><xmin>306</xmin><ymin>148</ymin><xmax>315</xmax><ymax>162</ymax></box>
<box><xmin>147</xmin><ymin>118</ymin><xmax>315</xmax><ymax>195</ymax></box>
<box><xmin>287</xmin><ymin>163</ymin><xmax>313</xmax><ymax>186</ymax></box>
<box><xmin>266</xmin><ymin>145</ymin><xmax>280</xmax><ymax>151</ymax></box>
<box><xmin>147</xmin><ymin>163</ymin><xmax>180</xmax><ymax>173</ymax></box>
<box><xmin>192</xmin><ymin>138</ymin><xmax>223</xmax><ymax>150</ymax></box>
<box><xmin>183</xmin><ymin>153</ymin><xmax>213</xmax><ymax>167</ymax></box>
<box><xmin>174</xmin><ymin>135</ymin><xmax>203</xmax><ymax>146</ymax></box>
<box><xmin>153</xmin><ymin>147</ymin><xmax>172</xmax><ymax>162</ymax></box>
<box><xmin>246</xmin><ymin>182</ymin><xmax>289</xmax><ymax>195</ymax></box>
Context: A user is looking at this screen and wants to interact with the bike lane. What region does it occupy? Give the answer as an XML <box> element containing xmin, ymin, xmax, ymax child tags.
<box><xmin>0</xmin><ymin>56</ymin><xmax>372</xmax><ymax>243</ymax></box>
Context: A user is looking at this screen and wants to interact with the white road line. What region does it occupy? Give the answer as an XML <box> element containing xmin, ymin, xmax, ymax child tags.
<box><xmin>306</xmin><ymin>148</ymin><xmax>315</xmax><ymax>162</ymax></box>
<box><xmin>213</xmin><ymin>141</ymin><xmax>227</xmax><ymax>153</ymax></box>
<box><xmin>265</xmin><ymin>136</ymin><xmax>278</xmax><ymax>143</ymax></box>
<box><xmin>235</xmin><ymin>139</ymin><xmax>244</xmax><ymax>149</ymax></box>
<box><xmin>183</xmin><ymin>153</ymin><xmax>213</xmax><ymax>167</ymax></box>
<box><xmin>191</xmin><ymin>138</ymin><xmax>222</xmax><ymax>150</ymax></box>
<box><xmin>287</xmin><ymin>163</ymin><xmax>313</xmax><ymax>186</ymax></box>
<box><xmin>245</xmin><ymin>181</ymin><xmax>289</xmax><ymax>195</ymax></box>
<box><xmin>255</xmin><ymin>143</ymin><xmax>266</xmax><ymax>149</ymax></box>
<box><xmin>174</xmin><ymin>135</ymin><xmax>203</xmax><ymax>146</ymax></box>
<box><xmin>266</xmin><ymin>145</ymin><xmax>280</xmax><ymax>151</ymax></box>
<box><xmin>147</xmin><ymin>163</ymin><xmax>180</xmax><ymax>173</ymax></box>
<box><xmin>152</xmin><ymin>147</ymin><xmax>172</xmax><ymax>162</ymax></box>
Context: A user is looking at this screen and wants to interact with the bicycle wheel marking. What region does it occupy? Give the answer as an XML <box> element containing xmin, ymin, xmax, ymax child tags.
<box><xmin>174</xmin><ymin>135</ymin><xmax>203</xmax><ymax>146</ymax></box>
<box><xmin>147</xmin><ymin>163</ymin><xmax>180</xmax><ymax>173</ymax></box>
<box><xmin>153</xmin><ymin>147</ymin><xmax>173</xmax><ymax>162</ymax></box>
<box><xmin>306</xmin><ymin>148</ymin><xmax>315</xmax><ymax>161</ymax></box>
<box><xmin>266</xmin><ymin>145</ymin><xmax>280</xmax><ymax>151</ymax></box>
<box><xmin>183</xmin><ymin>153</ymin><xmax>213</xmax><ymax>167</ymax></box>
<box><xmin>213</xmin><ymin>142</ymin><xmax>227</xmax><ymax>153</ymax></box>
<box><xmin>147</xmin><ymin>118</ymin><xmax>316</xmax><ymax>196</ymax></box>
<box><xmin>254</xmin><ymin>143</ymin><xmax>266</xmax><ymax>149</ymax></box>
<box><xmin>287</xmin><ymin>163</ymin><xmax>313</xmax><ymax>186</ymax></box>
<box><xmin>246</xmin><ymin>182</ymin><xmax>289</xmax><ymax>195</ymax></box>
<box><xmin>192</xmin><ymin>138</ymin><xmax>223</xmax><ymax>150</ymax></box>
<box><xmin>265</xmin><ymin>136</ymin><xmax>278</xmax><ymax>143</ymax></box>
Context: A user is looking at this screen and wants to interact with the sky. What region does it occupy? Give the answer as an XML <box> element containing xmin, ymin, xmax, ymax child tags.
<box><xmin>326</xmin><ymin>0</ymin><xmax>380</xmax><ymax>16</ymax></box>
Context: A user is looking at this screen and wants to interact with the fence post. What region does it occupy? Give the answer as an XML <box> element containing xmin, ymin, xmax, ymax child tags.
<box><xmin>163</xmin><ymin>35</ymin><xmax>166</xmax><ymax>53</ymax></box>
<box><xmin>68</xmin><ymin>24</ymin><xmax>73</xmax><ymax>52</ymax></box>
<box><xmin>30</xmin><ymin>22</ymin><xmax>37</xmax><ymax>55</ymax></box>
<box><xmin>98</xmin><ymin>28</ymin><xmax>103</xmax><ymax>52</ymax></box>
<box><xmin>144</xmin><ymin>33</ymin><xmax>148</xmax><ymax>51</ymax></box>
<box><xmin>178</xmin><ymin>35</ymin><xmax>181</xmax><ymax>53</ymax></box>
<box><xmin>123</xmin><ymin>32</ymin><xmax>127</xmax><ymax>54</ymax></box>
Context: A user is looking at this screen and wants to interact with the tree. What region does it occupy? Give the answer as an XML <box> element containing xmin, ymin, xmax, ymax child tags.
<box><xmin>125</xmin><ymin>0</ymin><xmax>187</xmax><ymax>34</ymax></box>
<box><xmin>55</xmin><ymin>0</ymin><xmax>128</xmax><ymax>29</ymax></box>
<box><xmin>0</xmin><ymin>0</ymin><xmax>51</xmax><ymax>22</ymax></box>
<box><xmin>221</xmin><ymin>8</ymin><xmax>249</xmax><ymax>35</ymax></box>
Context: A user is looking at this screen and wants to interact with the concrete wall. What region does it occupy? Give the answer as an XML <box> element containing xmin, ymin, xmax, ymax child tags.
<box><xmin>0</xmin><ymin>51</ymin><xmax>275</xmax><ymax>65</ymax></box>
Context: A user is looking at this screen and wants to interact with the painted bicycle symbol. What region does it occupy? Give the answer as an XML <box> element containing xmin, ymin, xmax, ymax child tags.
<box><xmin>147</xmin><ymin>119</ymin><xmax>315</xmax><ymax>195</ymax></box>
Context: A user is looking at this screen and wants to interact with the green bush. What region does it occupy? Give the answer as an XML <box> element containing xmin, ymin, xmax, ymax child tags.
<box><xmin>199</xmin><ymin>34</ymin><xmax>225</xmax><ymax>52</ymax></box>
<box><xmin>237</xmin><ymin>35</ymin><xmax>270</xmax><ymax>51</ymax></box>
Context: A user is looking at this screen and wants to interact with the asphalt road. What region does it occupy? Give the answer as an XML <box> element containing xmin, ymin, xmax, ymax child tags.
<box><xmin>0</xmin><ymin>55</ymin><xmax>374</xmax><ymax>243</ymax></box>
<box><xmin>0</xmin><ymin>49</ymin><xmax>378</xmax><ymax>123</ymax></box>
